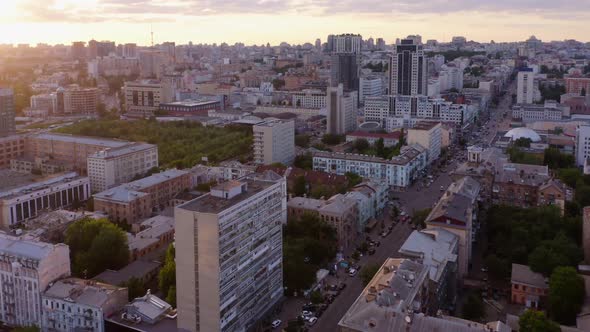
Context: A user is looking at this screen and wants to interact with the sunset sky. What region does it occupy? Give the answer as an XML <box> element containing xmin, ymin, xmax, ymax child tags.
<box><xmin>2</xmin><ymin>0</ymin><xmax>590</xmax><ymax>45</ymax></box>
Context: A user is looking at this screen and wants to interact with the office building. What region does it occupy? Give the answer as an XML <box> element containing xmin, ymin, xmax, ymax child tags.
<box><xmin>438</xmin><ymin>65</ymin><xmax>464</xmax><ymax>92</ymax></box>
<box><xmin>516</xmin><ymin>69</ymin><xmax>535</xmax><ymax>104</ymax></box>
<box><xmin>57</xmin><ymin>85</ymin><xmax>99</xmax><ymax>115</ymax></box>
<box><xmin>345</xmin><ymin>131</ymin><xmax>400</xmax><ymax>147</ymax></box>
<box><xmin>175</xmin><ymin>171</ymin><xmax>286</xmax><ymax>332</ymax></box>
<box><xmin>94</xmin><ymin>169</ymin><xmax>191</xmax><ymax>225</ymax></box>
<box><xmin>122</xmin><ymin>43</ymin><xmax>138</xmax><ymax>58</ymax></box>
<box><xmin>41</xmin><ymin>278</ymin><xmax>128</xmax><ymax>332</ymax></box>
<box><xmin>30</xmin><ymin>93</ymin><xmax>58</xmax><ymax>114</ymax></box>
<box><xmin>124</xmin><ymin>80</ymin><xmax>174</xmax><ymax>118</ymax></box>
<box><xmin>407</xmin><ymin>121</ymin><xmax>442</xmax><ymax>164</ymax></box>
<box><xmin>313</xmin><ymin>145</ymin><xmax>428</xmax><ymax>190</ymax></box>
<box><xmin>70</xmin><ymin>41</ymin><xmax>86</xmax><ymax>60</ymax></box>
<box><xmin>0</xmin><ymin>234</ymin><xmax>71</xmax><ymax>327</ymax></box>
<box><xmin>0</xmin><ymin>172</ymin><xmax>90</xmax><ymax>228</ymax></box>
<box><xmin>291</xmin><ymin>90</ymin><xmax>326</xmax><ymax>109</ymax></box>
<box><xmin>577</xmin><ymin>125</ymin><xmax>590</xmax><ymax>167</ymax></box>
<box><xmin>332</xmin><ymin>34</ymin><xmax>362</xmax><ymax>54</ymax></box>
<box><xmin>87</xmin><ymin>143</ymin><xmax>159</xmax><ymax>193</ymax></box>
<box><xmin>138</xmin><ymin>50</ymin><xmax>169</xmax><ymax>79</ymax></box>
<box><xmin>25</xmin><ymin>133</ymin><xmax>130</xmax><ymax>174</ymax></box>
<box><xmin>389</xmin><ymin>39</ymin><xmax>427</xmax><ymax>96</ymax></box>
<box><xmin>331</xmin><ymin>53</ymin><xmax>360</xmax><ymax>92</ymax></box>
<box><xmin>326</xmin><ymin>84</ymin><xmax>357</xmax><ymax>135</ymax></box>
<box><xmin>0</xmin><ymin>134</ymin><xmax>25</xmax><ymax>169</ymax></box>
<box><xmin>511</xmin><ymin>101</ymin><xmax>568</xmax><ymax>123</ymax></box>
<box><xmin>359</xmin><ymin>76</ymin><xmax>384</xmax><ymax>104</ymax></box>
<box><xmin>253</xmin><ymin>119</ymin><xmax>295</xmax><ymax>166</ymax></box>
<box><xmin>0</xmin><ymin>88</ymin><xmax>15</xmax><ymax>137</ymax></box>
<box><xmin>159</xmin><ymin>99</ymin><xmax>221</xmax><ymax>116</ymax></box>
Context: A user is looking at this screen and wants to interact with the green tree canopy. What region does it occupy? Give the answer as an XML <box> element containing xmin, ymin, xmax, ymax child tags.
<box><xmin>484</xmin><ymin>254</ymin><xmax>509</xmax><ymax>281</ymax></box>
<box><xmin>549</xmin><ymin>266</ymin><xmax>585</xmax><ymax>325</ymax></box>
<box><xmin>158</xmin><ymin>244</ymin><xmax>176</xmax><ymax>304</ymax></box>
<box><xmin>292</xmin><ymin>175</ymin><xmax>307</xmax><ymax>197</ymax></box>
<box><xmin>123</xmin><ymin>277</ymin><xmax>147</xmax><ymax>301</ymax></box>
<box><xmin>353</xmin><ymin>139</ymin><xmax>370</xmax><ymax>153</ymax></box>
<box><xmin>65</xmin><ymin>218</ymin><xmax>129</xmax><ymax>277</ymax></box>
<box><xmin>519</xmin><ymin>309</ymin><xmax>560</xmax><ymax>332</ymax></box>
<box><xmin>528</xmin><ymin>232</ymin><xmax>583</xmax><ymax>276</ymax></box>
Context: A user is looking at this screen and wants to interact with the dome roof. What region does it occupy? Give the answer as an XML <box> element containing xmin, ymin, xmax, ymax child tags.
<box><xmin>504</xmin><ymin>127</ymin><xmax>541</xmax><ymax>142</ymax></box>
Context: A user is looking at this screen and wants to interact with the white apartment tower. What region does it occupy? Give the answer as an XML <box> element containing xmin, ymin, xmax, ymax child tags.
<box><xmin>326</xmin><ymin>84</ymin><xmax>357</xmax><ymax>135</ymax></box>
<box><xmin>0</xmin><ymin>234</ymin><xmax>71</xmax><ymax>327</ymax></box>
<box><xmin>517</xmin><ymin>70</ymin><xmax>535</xmax><ymax>104</ymax></box>
<box><xmin>87</xmin><ymin>143</ymin><xmax>159</xmax><ymax>192</ymax></box>
<box><xmin>253</xmin><ymin>119</ymin><xmax>295</xmax><ymax>166</ymax></box>
<box><xmin>175</xmin><ymin>171</ymin><xmax>286</xmax><ymax>332</ymax></box>
<box><xmin>576</xmin><ymin>124</ymin><xmax>590</xmax><ymax>167</ymax></box>
<box><xmin>332</xmin><ymin>34</ymin><xmax>362</xmax><ymax>54</ymax></box>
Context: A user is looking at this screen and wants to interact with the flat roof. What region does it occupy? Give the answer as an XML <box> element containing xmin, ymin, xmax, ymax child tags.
<box><xmin>33</xmin><ymin>133</ymin><xmax>129</xmax><ymax>148</ymax></box>
<box><xmin>411</xmin><ymin>121</ymin><xmax>440</xmax><ymax>131</ymax></box>
<box><xmin>44</xmin><ymin>278</ymin><xmax>124</xmax><ymax>308</ymax></box>
<box><xmin>94</xmin><ymin>259</ymin><xmax>161</xmax><ymax>285</ymax></box>
<box><xmin>161</xmin><ymin>99</ymin><xmax>219</xmax><ymax>107</ymax></box>
<box><xmin>0</xmin><ymin>233</ymin><xmax>65</xmax><ymax>261</ymax></box>
<box><xmin>94</xmin><ymin>169</ymin><xmax>188</xmax><ymax>203</ymax></box>
<box><xmin>89</xmin><ymin>142</ymin><xmax>157</xmax><ymax>160</ymax></box>
<box><xmin>0</xmin><ymin>172</ymin><xmax>87</xmax><ymax>199</ymax></box>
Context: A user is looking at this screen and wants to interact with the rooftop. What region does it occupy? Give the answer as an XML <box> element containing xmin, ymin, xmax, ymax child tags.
<box><xmin>511</xmin><ymin>263</ymin><xmax>548</xmax><ymax>289</ymax></box>
<box><xmin>313</xmin><ymin>145</ymin><xmax>425</xmax><ymax>166</ymax></box>
<box><xmin>0</xmin><ymin>172</ymin><xmax>87</xmax><ymax>200</ymax></box>
<box><xmin>160</xmin><ymin>99</ymin><xmax>219</xmax><ymax>107</ymax></box>
<box><xmin>347</xmin><ymin>131</ymin><xmax>401</xmax><ymax>140</ymax></box>
<box><xmin>179</xmin><ymin>171</ymin><xmax>282</xmax><ymax>214</ymax></box>
<box><xmin>0</xmin><ymin>232</ymin><xmax>67</xmax><ymax>261</ymax></box>
<box><xmin>411</xmin><ymin>121</ymin><xmax>441</xmax><ymax>131</ymax></box>
<box><xmin>94</xmin><ymin>259</ymin><xmax>161</xmax><ymax>285</ymax></box>
<box><xmin>89</xmin><ymin>142</ymin><xmax>157</xmax><ymax>160</ymax></box>
<box><xmin>44</xmin><ymin>278</ymin><xmax>125</xmax><ymax>308</ymax></box>
<box><xmin>32</xmin><ymin>132</ymin><xmax>129</xmax><ymax>148</ymax></box>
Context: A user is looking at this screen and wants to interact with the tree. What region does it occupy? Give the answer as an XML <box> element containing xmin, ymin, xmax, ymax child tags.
<box><xmin>484</xmin><ymin>254</ymin><xmax>509</xmax><ymax>281</ymax></box>
<box><xmin>166</xmin><ymin>286</ymin><xmax>177</xmax><ymax>307</ymax></box>
<box><xmin>544</xmin><ymin>148</ymin><xmax>575</xmax><ymax>169</ymax></box>
<box><xmin>353</xmin><ymin>139</ymin><xmax>370</xmax><ymax>153</ymax></box>
<box><xmin>124</xmin><ymin>277</ymin><xmax>147</xmax><ymax>301</ymax></box>
<box><xmin>360</xmin><ymin>264</ymin><xmax>381</xmax><ymax>286</ymax></box>
<box><xmin>65</xmin><ymin>218</ymin><xmax>129</xmax><ymax>277</ymax></box>
<box><xmin>322</xmin><ymin>134</ymin><xmax>343</xmax><ymax>145</ymax></box>
<box><xmin>293</xmin><ymin>153</ymin><xmax>313</xmax><ymax>170</ymax></box>
<box><xmin>345</xmin><ymin>172</ymin><xmax>362</xmax><ymax>188</ymax></box>
<box><xmin>549</xmin><ymin>266</ymin><xmax>585</xmax><ymax>325</ymax></box>
<box><xmin>581</xmin><ymin>88</ymin><xmax>586</xmax><ymax>96</ymax></box>
<box><xmin>295</xmin><ymin>134</ymin><xmax>310</xmax><ymax>148</ymax></box>
<box><xmin>519</xmin><ymin>310</ymin><xmax>560</xmax><ymax>332</ymax></box>
<box><xmin>528</xmin><ymin>233</ymin><xmax>583</xmax><ymax>276</ymax></box>
<box><xmin>375</xmin><ymin>138</ymin><xmax>385</xmax><ymax>158</ymax></box>
<box><xmin>292</xmin><ymin>175</ymin><xmax>307</xmax><ymax>197</ymax></box>
<box><xmin>462</xmin><ymin>293</ymin><xmax>485</xmax><ymax>320</ymax></box>
<box><xmin>514</xmin><ymin>137</ymin><xmax>532</xmax><ymax>148</ymax></box>
<box><xmin>411</xmin><ymin>209</ymin><xmax>431</xmax><ymax>229</ymax></box>
<box><xmin>159</xmin><ymin>244</ymin><xmax>176</xmax><ymax>302</ymax></box>
<box><xmin>310</xmin><ymin>290</ymin><xmax>323</xmax><ymax>304</ymax></box>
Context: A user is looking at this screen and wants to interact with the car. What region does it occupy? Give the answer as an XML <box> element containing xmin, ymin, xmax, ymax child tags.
<box><xmin>440</xmin><ymin>186</ymin><xmax>445</xmax><ymax>191</ymax></box>
<box><xmin>349</xmin><ymin>268</ymin><xmax>357</xmax><ymax>277</ymax></box>
<box><xmin>338</xmin><ymin>283</ymin><xmax>347</xmax><ymax>290</ymax></box>
<box><xmin>308</xmin><ymin>317</ymin><xmax>318</xmax><ymax>325</ymax></box>
<box><xmin>381</xmin><ymin>231</ymin><xmax>388</xmax><ymax>238</ymax></box>
<box><xmin>271</xmin><ymin>320</ymin><xmax>282</xmax><ymax>328</ymax></box>
<box><xmin>302</xmin><ymin>310</ymin><xmax>313</xmax><ymax>317</ymax></box>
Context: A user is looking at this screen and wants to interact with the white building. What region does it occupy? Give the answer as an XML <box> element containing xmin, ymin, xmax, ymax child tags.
<box><xmin>332</xmin><ymin>34</ymin><xmax>362</xmax><ymax>54</ymax></box>
<box><xmin>439</xmin><ymin>65</ymin><xmax>464</xmax><ymax>92</ymax></box>
<box><xmin>517</xmin><ymin>70</ymin><xmax>535</xmax><ymax>104</ymax></box>
<box><xmin>124</xmin><ymin>80</ymin><xmax>174</xmax><ymax>118</ymax></box>
<box><xmin>345</xmin><ymin>181</ymin><xmax>388</xmax><ymax>232</ymax></box>
<box><xmin>407</xmin><ymin>121</ymin><xmax>442</xmax><ymax>164</ymax></box>
<box><xmin>291</xmin><ymin>90</ymin><xmax>326</xmax><ymax>109</ymax></box>
<box><xmin>175</xmin><ymin>171</ymin><xmax>286</xmax><ymax>332</ymax></box>
<box><xmin>363</xmin><ymin>96</ymin><xmax>390</xmax><ymax>122</ymax></box>
<box><xmin>359</xmin><ymin>76</ymin><xmax>384</xmax><ymax>104</ymax></box>
<box><xmin>576</xmin><ymin>124</ymin><xmax>590</xmax><ymax>167</ymax></box>
<box><xmin>312</xmin><ymin>145</ymin><xmax>428</xmax><ymax>190</ymax></box>
<box><xmin>326</xmin><ymin>84</ymin><xmax>357</xmax><ymax>135</ymax></box>
<box><xmin>42</xmin><ymin>278</ymin><xmax>128</xmax><ymax>332</ymax></box>
<box><xmin>0</xmin><ymin>234</ymin><xmax>71</xmax><ymax>327</ymax></box>
<box><xmin>0</xmin><ymin>173</ymin><xmax>91</xmax><ymax>228</ymax></box>
<box><xmin>253</xmin><ymin>119</ymin><xmax>295</xmax><ymax>166</ymax></box>
<box><xmin>87</xmin><ymin>143</ymin><xmax>159</xmax><ymax>193</ymax></box>
<box><xmin>511</xmin><ymin>101</ymin><xmax>568</xmax><ymax>123</ymax></box>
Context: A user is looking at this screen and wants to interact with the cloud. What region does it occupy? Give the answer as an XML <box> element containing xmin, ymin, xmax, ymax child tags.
<box><xmin>17</xmin><ymin>0</ymin><xmax>590</xmax><ymax>23</ymax></box>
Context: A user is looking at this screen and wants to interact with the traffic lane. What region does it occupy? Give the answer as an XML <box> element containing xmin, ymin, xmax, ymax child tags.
<box><xmin>309</xmin><ymin>223</ymin><xmax>413</xmax><ymax>331</ymax></box>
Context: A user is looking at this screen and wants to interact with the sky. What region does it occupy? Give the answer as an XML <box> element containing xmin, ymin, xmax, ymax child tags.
<box><xmin>2</xmin><ymin>0</ymin><xmax>590</xmax><ymax>46</ymax></box>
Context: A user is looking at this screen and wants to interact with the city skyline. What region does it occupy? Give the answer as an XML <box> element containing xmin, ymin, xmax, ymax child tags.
<box><xmin>2</xmin><ymin>0</ymin><xmax>590</xmax><ymax>45</ymax></box>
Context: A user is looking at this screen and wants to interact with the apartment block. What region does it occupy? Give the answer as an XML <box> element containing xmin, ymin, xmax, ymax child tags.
<box><xmin>87</xmin><ymin>142</ymin><xmax>159</xmax><ymax>193</ymax></box>
<box><xmin>124</xmin><ymin>80</ymin><xmax>173</xmax><ymax>118</ymax></box>
<box><xmin>287</xmin><ymin>194</ymin><xmax>358</xmax><ymax>250</ymax></box>
<box><xmin>326</xmin><ymin>84</ymin><xmax>357</xmax><ymax>135</ymax></box>
<box><xmin>0</xmin><ymin>172</ymin><xmax>90</xmax><ymax>228</ymax></box>
<box><xmin>0</xmin><ymin>134</ymin><xmax>25</xmax><ymax>169</ymax></box>
<box><xmin>510</xmin><ymin>264</ymin><xmax>548</xmax><ymax>309</ymax></box>
<box><xmin>291</xmin><ymin>90</ymin><xmax>326</xmax><ymax>109</ymax></box>
<box><xmin>175</xmin><ymin>171</ymin><xmax>286</xmax><ymax>332</ymax></box>
<box><xmin>517</xmin><ymin>70</ymin><xmax>535</xmax><ymax>104</ymax></box>
<box><xmin>253</xmin><ymin>119</ymin><xmax>295</xmax><ymax>166</ymax></box>
<box><xmin>576</xmin><ymin>124</ymin><xmax>590</xmax><ymax>167</ymax></box>
<box><xmin>41</xmin><ymin>278</ymin><xmax>128</xmax><ymax>332</ymax></box>
<box><xmin>565</xmin><ymin>75</ymin><xmax>590</xmax><ymax>95</ymax></box>
<box><xmin>0</xmin><ymin>88</ymin><xmax>15</xmax><ymax>137</ymax></box>
<box><xmin>59</xmin><ymin>85</ymin><xmax>99</xmax><ymax>115</ymax></box>
<box><xmin>25</xmin><ymin>133</ymin><xmax>130</xmax><ymax>174</ymax></box>
<box><xmin>407</xmin><ymin>121</ymin><xmax>442</xmax><ymax>164</ymax></box>
<box><xmin>94</xmin><ymin>169</ymin><xmax>191</xmax><ymax>225</ymax></box>
<box><xmin>312</xmin><ymin>145</ymin><xmax>428</xmax><ymax>190</ymax></box>
<box><xmin>0</xmin><ymin>234</ymin><xmax>71</xmax><ymax>327</ymax></box>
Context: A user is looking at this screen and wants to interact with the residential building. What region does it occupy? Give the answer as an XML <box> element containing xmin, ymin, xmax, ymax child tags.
<box><xmin>328</xmin><ymin>34</ymin><xmax>362</xmax><ymax>54</ymax></box>
<box><xmin>138</xmin><ymin>50</ymin><xmax>169</xmax><ymax>79</ymax></box>
<box><xmin>291</xmin><ymin>90</ymin><xmax>326</xmax><ymax>109</ymax></box>
<box><xmin>124</xmin><ymin>80</ymin><xmax>174</xmax><ymax>118</ymax></box>
<box><xmin>87</xmin><ymin>142</ymin><xmax>159</xmax><ymax>193</ymax></box>
<box><xmin>312</xmin><ymin>145</ymin><xmax>428</xmax><ymax>190</ymax></box>
<box><xmin>25</xmin><ymin>133</ymin><xmax>130</xmax><ymax>174</ymax></box>
<box><xmin>492</xmin><ymin>163</ymin><xmax>552</xmax><ymax>208</ymax></box>
<box><xmin>359</xmin><ymin>76</ymin><xmax>383</xmax><ymax>104</ymax></box>
<box><xmin>407</xmin><ymin>121</ymin><xmax>442</xmax><ymax>164</ymax></box>
<box><xmin>0</xmin><ymin>134</ymin><xmax>25</xmax><ymax>169</ymax></box>
<box><xmin>517</xmin><ymin>69</ymin><xmax>535</xmax><ymax>104</ymax></box>
<box><xmin>93</xmin><ymin>169</ymin><xmax>191</xmax><ymax>225</ymax></box>
<box><xmin>363</xmin><ymin>96</ymin><xmax>390</xmax><ymax>123</ymax></box>
<box><xmin>253</xmin><ymin>119</ymin><xmax>295</xmax><ymax>166</ymax></box>
<box><xmin>122</xmin><ymin>43</ymin><xmax>138</xmax><ymax>58</ymax></box>
<box><xmin>511</xmin><ymin>263</ymin><xmax>548</xmax><ymax>308</ymax></box>
<box><xmin>425</xmin><ymin>177</ymin><xmax>480</xmax><ymax>277</ymax></box>
<box><xmin>0</xmin><ymin>172</ymin><xmax>90</xmax><ymax>228</ymax></box>
<box><xmin>326</xmin><ymin>84</ymin><xmax>357</xmax><ymax>135</ymax></box>
<box><xmin>0</xmin><ymin>88</ymin><xmax>15</xmax><ymax>136</ymax></box>
<box><xmin>345</xmin><ymin>131</ymin><xmax>400</xmax><ymax>147</ymax></box>
<box><xmin>70</xmin><ymin>41</ymin><xmax>86</xmax><ymax>60</ymax></box>
<box><xmin>440</xmin><ymin>123</ymin><xmax>456</xmax><ymax>148</ymax></box>
<box><xmin>389</xmin><ymin>39</ymin><xmax>427</xmax><ymax>96</ymax></box>
<box><xmin>346</xmin><ymin>181</ymin><xmax>388</xmax><ymax>233</ymax></box>
<box><xmin>576</xmin><ymin>124</ymin><xmax>590</xmax><ymax>167</ymax></box>
<box><xmin>58</xmin><ymin>85</ymin><xmax>99</xmax><ymax>115</ymax></box>
<box><xmin>159</xmin><ymin>99</ymin><xmax>221</xmax><ymax>116</ymax></box>
<box><xmin>399</xmin><ymin>228</ymin><xmax>459</xmax><ymax>313</ymax></box>
<box><xmin>438</xmin><ymin>65</ymin><xmax>464</xmax><ymax>92</ymax></box>
<box><xmin>87</xmin><ymin>55</ymin><xmax>140</xmax><ymax>78</ymax></box>
<box><xmin>565</xmin><ymin>75</ymin><xmax>590</xmax><ymax>95</ymax></box>
<box><xmin>511</xmin><ymin>101</ymin><xmax>569</xmax><ymax>123</ymax></box>
<box><xmin>30</xmin><ymin>93</ymin><xmax>58</xmax><ymax>114</ymax></box>
<box><xmin>94</xmin><ymin>259</ymin><xmax>161</xmax><ymax>287</ymax></box>
<box><xmin>0</xmin><ymin>234</ymin><xmax>71</xmax><ymax>327</ymax></box>
<box><xmin>175</xmin><ymin>171</ymin><xmax>286</xmax><ymax>332</ymax></box>
<box><xmin>127</xmin><ymin>215</ymin><xmax>174</xmax><ymax>261</ymax></box>
<box><xmin>288</xmin><ymin>194</ymin><xmax>357</xmax><ymax>250</ymax></box>
<box><xmin>41</xmin><ymin>278</ymin><xmax>128</xmax><ymax>332</ymax></box>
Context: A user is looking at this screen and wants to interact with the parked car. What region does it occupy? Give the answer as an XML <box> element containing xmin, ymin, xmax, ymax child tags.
<box><xmin>349</xmin><ymin>268</ymin><xmax>357</xmax><ymax>277</ymax></box>
<box><xmin>308</xmin><ymin>317</ymin><xmax>318</xmax><ymax>325</ymax></box>
<box><xmin>271</xmin><ymin>320</ymin><xmax>282</xmax><ymax>328</ymax></box>
<box><xmin>302</xmin><ymin>310</ymin><xmax>313</xmax><ymax>318</ymax></box>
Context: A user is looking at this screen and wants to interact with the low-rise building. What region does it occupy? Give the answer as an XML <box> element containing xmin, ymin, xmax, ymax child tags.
<box><xmin>159</xmin><ymin>98</ymin><xmax>221</xmax><ymax>116</ymax></box>
<box><xmin>124</xmin><ymin>80</ymin><xmax>173</xmax><ymax>118</ymax></box>
<box><xmin>10</xmin><ymin>156</ymin><xmax>67</xmax><ymax>175</ymax></box>
<box><xmin>93</xmin><ymin>169</ymin><xmax>191</xmax><ymax>225</ymax></box>
<box><xmin>312</xmin><ymin>145</ymin><xmax>428</xmax><ymax>190</ymax></box>
<box><xmin>511</xmin><ymin>101</ymin><xmax>569</xmax><ymax>123</ymax></box>
<box><xmin>94</xmin><ymin>259</ymin><xmax>161</xmax><ymax>287</ymax></box>
<box><xmin>87</xmin><ymin>142</ymin><xmax>159</xmax><ymax>193</ymax></box>
<box><xmin>0</xmin><ymin>172</ymin><xmax>90</xmax><ymax>228</ymax></box>
<box><xmin>511</xmin><ymin>263</ymin><xmax>548</xmax><ymax>309</ymax></box>
<box><xmin>493</xmin><ymin>163</ymin><xmax>551</xmax><ymax>208</ymax></box>
<box><xmin>0</xmin><ymin>234</ymin><xmax>71</xmax><ymax>327</ymax></box>
<box><xmin>0</xmin><ymin>134</ymin><xmax>25</xmax><ymax>169</ymax></box>
<box><xmin>127</xmin><ymin>215</ymin><xmax>174</xmax><ymax>261</ymax></box>
<box><xmin>345</xmin><ymin>181</ymin><xmax>388</xmax><ymax>232</ymax></box>
<box><xmin>345</xmin><ymin>131</ymin><xmax>400</xmax><ymax>147</ymax></box>
<box><xmin>407</xmin><ymin>121</ymin><xmax>442</xmax><ymax>164</ymax></box>
<box><xmin>42</xmin><ymin>278</ymin><xmax>128</xmax><ymax>332</ymax></box>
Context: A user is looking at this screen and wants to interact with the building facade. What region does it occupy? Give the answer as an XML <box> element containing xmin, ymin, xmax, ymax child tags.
<box><xmin>175</xmin><ymin>172</ymin><xmax>286</xmax><ymax>332</ymax></box>
<box><xmin>511</xmin><ymin>264</ymin><xmax>548</xmax><ymax>309</ymax></box>
<box><xmin>517</xmin><ymin>70</ymin><xmax>535</xmax><ymax>104</ymax></box>
<box><xmin>326</xmin><ymin>84</ymin><xmax>357</xmax><ymax>135</ymax></box>
<box><xmin>0</xmin><ymin>135</ymin><xmax>25</xmax><ymax>169</ymax></box>
<box><xmin>565</xmin><ymin>76</ymin><xmax>590</xmax><ymax>95</ymax></box>
<box><xmin>87</xmin><ymin>143</ymin><xmax>159</xmax><ymax>193</ymax></box>
<box><xmin>389</xmin><ymin>39</ymin><xmax>427</xmax><ymax>96</ymax></box>
<box><xmin>576</xmin><ymin>124</ymin><xmax>590</xmax><ymax>167</ymax></box>
<box><xmin>407</xmin><ymin>122</ymin><xmax>442</xmax><ymax>164</ymax></box>
<box><xmin>124</xmin><ymin>80</ymin><xmax>173</xmax><ymax>118</ymax></box>
<box><xmin>253</xmin><ymin>119</ymin><xmax>295</xmax><ymax>166</ymax></box>
<box><xmin>0</xmin><ymin>88</ymin><xmax>15</xmax><ymax>137</ymax></box>
<box><xmin>0</xmin><ymin>234</ymin><xmax>71</xmax><ymax>327</ymax></box>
